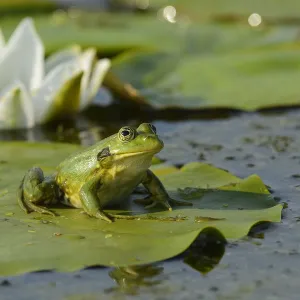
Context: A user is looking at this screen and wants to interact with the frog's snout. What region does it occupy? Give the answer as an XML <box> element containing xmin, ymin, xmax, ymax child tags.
<box><xmin>144</xmin><ymin>135</ymin><xmax>164</xmax><ymax>152</ymax></box>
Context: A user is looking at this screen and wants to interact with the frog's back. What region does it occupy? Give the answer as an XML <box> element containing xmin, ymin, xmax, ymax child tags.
<box><xmin>57</xmin><ymin>149</ymin><xmax>96</xmax><ymax>182</ymax></box>
<box><xmin>57</xmin><ymin>137</ymin><xmax>113</xmax><ymax>179</ymax></box>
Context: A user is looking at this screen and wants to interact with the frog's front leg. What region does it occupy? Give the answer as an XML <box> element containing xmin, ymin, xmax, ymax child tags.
<box><xmin>18</xmin><ymin>167</ymin><xmax>58</xmax><ymax>216</ymax></box>
<box><xmin>79</xmin><ymin>177</ymin><xmax>114</xmax><ymax>223</ymax></box>
<box><xmin>135</xmin><ymin>170</ymin><xmax>192</xmax><ymax>210</ymax></box>
<box><xmin>80</xmin><ymin>178</ymin><xmax>143</xmax><ymax>223</ymax></box>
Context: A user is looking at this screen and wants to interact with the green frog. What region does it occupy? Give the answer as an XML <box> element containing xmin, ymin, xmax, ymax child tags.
<box><xmin>18</xmin><ymin>123</ymin><xmax>190</xmax><ymax>222</ymax></box>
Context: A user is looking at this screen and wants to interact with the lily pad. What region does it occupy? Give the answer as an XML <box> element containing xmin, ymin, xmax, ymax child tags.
<box><xmin>111</xmin><ymin>49</ymin><xmax>300</xmax><ymax>110</ymax></box>
<box><xmin>0</xmin><ymin>142</ymin><xmax>282</xmax><ymax>275</ymax></box>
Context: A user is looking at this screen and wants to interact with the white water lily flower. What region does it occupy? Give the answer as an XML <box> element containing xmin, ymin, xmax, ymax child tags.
<box><xmin>0</xmin><ymin>17</ymin><xmax>111</xmax><ymax>130</ymax></box>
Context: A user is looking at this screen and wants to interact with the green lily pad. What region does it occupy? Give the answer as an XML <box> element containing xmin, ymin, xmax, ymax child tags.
<box><xmin>111</xmin><ymin>49</ymin><xmax>300</xmax><ymax>110</ymax></box>
<box><xmin>0</xmin><ymin>142</ymin><xmax>282</xmax><ymax>275</ymax></box>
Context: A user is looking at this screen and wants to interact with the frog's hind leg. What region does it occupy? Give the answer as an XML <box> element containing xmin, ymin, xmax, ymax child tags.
<box><xmin>18</xmin><ymin>167</ymin><xmax>58</xmax><ymax>216</ymax></box>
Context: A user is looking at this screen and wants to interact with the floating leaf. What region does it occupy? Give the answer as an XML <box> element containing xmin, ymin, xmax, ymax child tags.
<box><xmin>0</xmin><ymin>142</ymin><xmax>282</xmax><ymax>275</ymax></box>
<box><xmin>111</xmin><ymin>49</ymin><xmax>300</xmax><ymax>110</ymax></box>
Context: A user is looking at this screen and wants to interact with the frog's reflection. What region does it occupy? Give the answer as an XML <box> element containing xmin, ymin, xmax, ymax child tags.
<box><xmin>107</xmin><ymin>264</ymin><xmax>164</xmax><ymax>295</ymax></box>
<box><xmin>107</xmin><ymin>228</ymin><xmax>225</xmax><ymax>295</ymax></box>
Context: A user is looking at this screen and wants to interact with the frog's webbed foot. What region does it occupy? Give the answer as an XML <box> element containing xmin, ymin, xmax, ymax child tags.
<box><xmin>24</xmin><ymin>201</ymin><xmax>57</xmax><ymax>217</ymax></box>
<box><xmin>134</xmin><ymin>196</ymin><xmax>171</xmax><ymax>210</ymax></box>
<box><xmin>90</xmin><ymin>210</ymin><xmax>140</xmax><ymax>222</ymax></box>
<box><xmin>134</xmin><ymin>195</ymin><xmax>192</xmax><ymax>211</ymax></box>
<box><xmin>138</xmin><ymin>169</ymin><xmax>193</xmax><ymax>211</ymax></box>
<box><xmin>84</xmin><ymin>209</ymin><xmax>142</xmax><ymax>222</ymax></box>
<box><xmin>18</xmin><ymin>167</ymin><xmax>58</xmax><ymax>217</ymax></box>
<box><xmin>95</xmin><ymin>210</ymin><xmax>114</xmax><ymax>223</ymax></box>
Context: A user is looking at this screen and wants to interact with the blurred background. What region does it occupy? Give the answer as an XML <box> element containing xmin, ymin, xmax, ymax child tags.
<box><xmin>2</xmin><ymin>0</ymin><xmax>300</xmax><ymax>144</ymax></box>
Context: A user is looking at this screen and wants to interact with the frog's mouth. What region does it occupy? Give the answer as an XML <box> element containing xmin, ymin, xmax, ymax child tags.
<box><xmin>113</xmin><ymin>148</ymin><xmax>161</xmax><ymax>157</ymax></box>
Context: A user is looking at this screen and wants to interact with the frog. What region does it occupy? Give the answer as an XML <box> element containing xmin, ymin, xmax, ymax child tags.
<box><xmin>17</xmin><ymin>123</ymin><xmax>191</xmax><ymax>223</ymax></box>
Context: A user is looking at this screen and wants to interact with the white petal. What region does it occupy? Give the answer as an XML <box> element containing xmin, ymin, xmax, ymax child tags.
<box><xmin>0</xmin><ymin>82</ymin><xmax>34</xmax><ymax>129</ymax></box>
<box><xmin>78</xmin><ymin>48</ymin><xmax>96</xmax><ymax>109</ymax></box>
<box><xmin>32</xmin><ymin>61</ymin><xmax>83</xmax><ymax>124</ymax></box>
<box><xmin>80</xmin><ymin>58</ymin><xmax>111</xmax><ymax>109</ymax></box>
<box><xmin>0</xmin><ymin>18</ymin><xmax>44</xmax><ymax>91</ymax></box>
<box><xmin>45</xmin><ymin>45</ymin><xmax>81</xmax><ymax>74</ymax></box>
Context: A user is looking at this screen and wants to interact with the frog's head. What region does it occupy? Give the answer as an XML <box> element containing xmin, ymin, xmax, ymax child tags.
<box><xmin>97</xmin><ymin>123</ymin><xmax>163</xmax><ymax>168</ymax></box>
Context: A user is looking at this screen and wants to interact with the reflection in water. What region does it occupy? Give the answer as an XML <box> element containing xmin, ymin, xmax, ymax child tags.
<box><xmin>106</xmin><ymin>229</ymin><xmax>225</xmax><ymax>295</ymax></box>
<box><xmin>107</xmin><ymin>264</ymin><xmax>164</xmax><ymax>295</ymax></box>
<box><xmin>183</xmin><ymin>228</ymin><xmax>226</xmax><ymax>275</ymax></box>
<box><xmin>0</xmin><ymin>115</ymin><xmax>135</xmax><ymax>146</ymax></box>
<box><xmin>0</xmin><ymin>105</ymin><xmax>233</xmax><ymax>144</ymax></box>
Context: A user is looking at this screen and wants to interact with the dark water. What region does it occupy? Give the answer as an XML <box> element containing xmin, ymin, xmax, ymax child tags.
<box><xmin>1</xmin><ymin>106</ymin><xmax>300</xmax><ymax>300</ymax></box>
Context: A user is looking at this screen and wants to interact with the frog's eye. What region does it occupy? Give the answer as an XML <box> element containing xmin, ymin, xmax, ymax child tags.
<box><xmin>97</xmin><ymin>147</ymin><xmax>111</xmax><ymax>160</ymax></box>
<box><xmin>118</xmin><ymin>127</ymin><xmax>136</xmax><ymax>142</ymax></box>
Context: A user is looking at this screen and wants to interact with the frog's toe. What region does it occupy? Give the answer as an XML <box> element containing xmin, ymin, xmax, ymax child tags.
<box><xmin>38</xmin><ymin>207</ymin><xmax>57</xmax><ymax>216</ymax></box>
<box><xmin>135</xmin><ymin>195</ymin><xmax>192</xmax><ymax>211</ymax></box>
<box><xmin>135</xmin><ymin>196</ymin><xmax>173</xmax><ymax>211</ymax></box>
<box><xmin>27</xmin><ymin>202</ymin><xmax>57</xmax><ymax>216</ymax></box>
<box><xmin>95</xmin><ymin>210</ymin><xmax>114</xmax><ymax>223</ymax></box>
<box><xmin>145</xmin><ymin>200</ymin><xmax>172</xmax><ymax>211</ymax></box>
